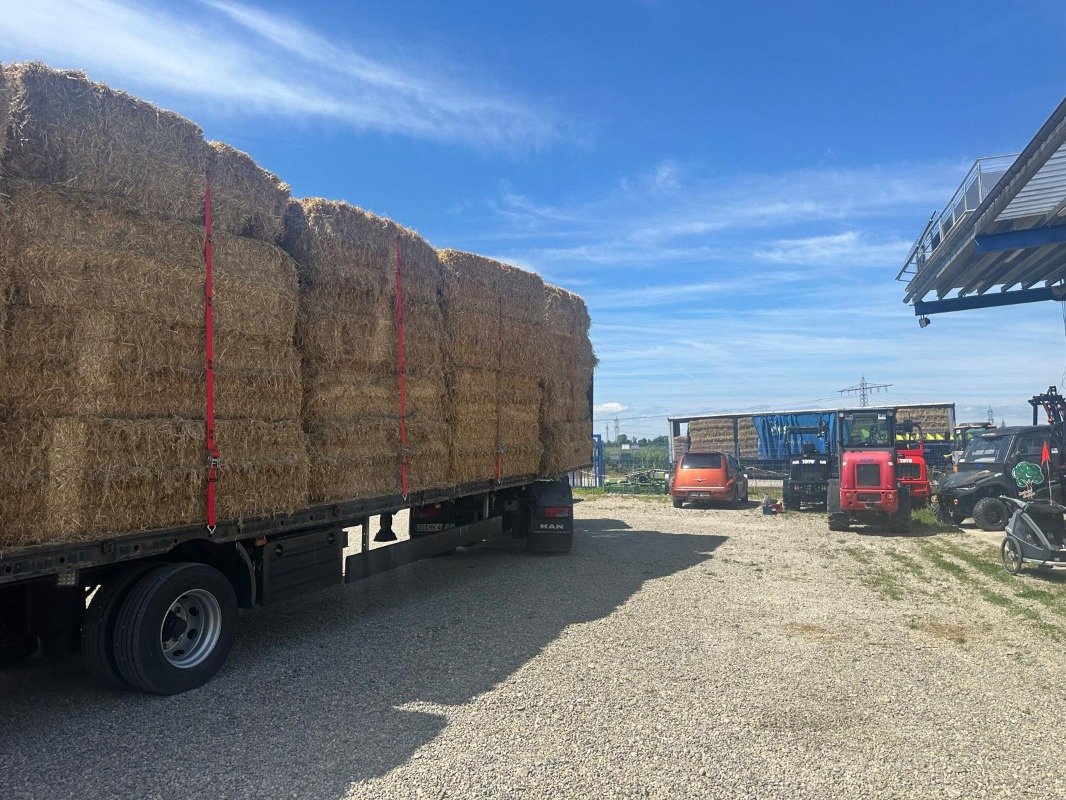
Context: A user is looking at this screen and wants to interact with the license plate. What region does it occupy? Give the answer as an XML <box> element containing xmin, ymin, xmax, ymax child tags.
<box><xmin>690</xmin><ymin>492</ymin><xmax>711</xmax><ymax>499</ymax></box>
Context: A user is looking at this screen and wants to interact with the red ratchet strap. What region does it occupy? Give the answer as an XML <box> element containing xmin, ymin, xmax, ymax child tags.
<box><xmin>495</xmin><ymin>294</ymin><xmax>504</xmax><ymax>481</ymax></box>
<box><xmin>394</xmin><ymin>236</ymin><xmax>410</xmax><ymax>497</ymax></box>
<box><xmin>203</xmin><ymin>176</ymin><xmax>220</xmax><ymax>533</ymax></box>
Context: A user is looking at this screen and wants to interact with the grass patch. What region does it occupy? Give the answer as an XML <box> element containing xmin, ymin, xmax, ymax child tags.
<box><xmin>910</xmin><ymin>506</ymin><xmax>960</xmax><ymax>534</ymax></box>
<box><xmin>572</xmin><ymin>487</ymin><xmax>605</xmax><ymax>498</ymax></box>
<box><xmin>885</xmin><ymin>549</ymin><xmax>926</xmax><ymax>578</ymax></box>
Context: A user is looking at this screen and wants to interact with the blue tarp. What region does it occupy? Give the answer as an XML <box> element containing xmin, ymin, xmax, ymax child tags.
<box><xmin>753</xmin><ymin>413</ymin><xmax>835</xmax><ymax>460</ymax></box>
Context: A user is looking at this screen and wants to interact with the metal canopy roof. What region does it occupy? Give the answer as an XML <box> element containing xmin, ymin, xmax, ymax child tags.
<box><xmin>898</xmin><ymin>96</ymin><xmax>1066</xmax><ymax>314</ymax></box>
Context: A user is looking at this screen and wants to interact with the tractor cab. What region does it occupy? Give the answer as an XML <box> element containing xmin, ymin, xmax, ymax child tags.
<box><xmin>827</xmin><ymin>408</ymin><xmax>912</xmax><ymax>532</ymax></box>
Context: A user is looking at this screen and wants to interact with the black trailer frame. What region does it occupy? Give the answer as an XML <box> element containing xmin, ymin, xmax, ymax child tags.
<box><xmin>0</xmin><ymin>474</ymin><xmax>542</xmax><ymax>587</ymax></box>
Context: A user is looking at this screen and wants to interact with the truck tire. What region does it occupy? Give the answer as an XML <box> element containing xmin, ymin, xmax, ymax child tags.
<box><xmin>81</xmin><ymin>563</ymin><xmax>159</xmax><ymax>689</ymax></box>
<box><xmin>114</xmin><ymin>563</ymin><xmax>237</xmax><ymax>695</ymax></box>
<box><xmin>973</xmin><ymin>497</ymin><xmax>1009</xmax><ymax>532</ymax></box>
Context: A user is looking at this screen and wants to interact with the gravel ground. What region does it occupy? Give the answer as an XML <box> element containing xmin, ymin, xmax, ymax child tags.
<box><xmin>2</xmin><ymin>495</ymin><xmax>1066</xmax><ymax>799</ymax></box>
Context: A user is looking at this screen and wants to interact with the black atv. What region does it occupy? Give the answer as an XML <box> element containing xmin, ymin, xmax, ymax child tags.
<box><xmin>935</xmin><ymin>425</ymin><xmax>1060</xmax><ymax>531</ymax></box>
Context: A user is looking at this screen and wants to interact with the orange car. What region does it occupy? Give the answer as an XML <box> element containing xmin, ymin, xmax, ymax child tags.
<box><xmin>670</xmin><ymin>450</ymin><xmax>750</xmax><ymax>508</ymax></box>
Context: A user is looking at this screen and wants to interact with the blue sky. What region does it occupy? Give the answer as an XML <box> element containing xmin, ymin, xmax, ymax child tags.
<box><xmin>3</xmin><ymin>0</ymin><xmax>1065</xmax><ymax>436</ymax></box>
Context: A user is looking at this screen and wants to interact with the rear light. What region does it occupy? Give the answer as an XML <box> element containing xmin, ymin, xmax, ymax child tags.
<box><xmin>541</xmin><ymin>505</ymin><xmax>571</xmax><ymax>518</ymax></box>
<box><xmin>418</xmin><ymin>503</ymin><xmax>443</xmax><ymax>519</ymax></box>
<box><xmin>886</xmin><ymin>492</ymin><xmax>894</xmax><ymax>501</ymax></box>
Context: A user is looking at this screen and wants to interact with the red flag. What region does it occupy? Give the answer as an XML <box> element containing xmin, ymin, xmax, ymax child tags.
<box><xmin>1042</xmin><ymin>441</ymin><xmax>1051</xmax><ymax>464</ymax></box>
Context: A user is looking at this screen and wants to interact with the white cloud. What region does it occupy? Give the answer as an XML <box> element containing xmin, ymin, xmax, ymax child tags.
<box><xmin>0</xmin><ymin>0</ymin><xmax>563</xmax><ymax>148</ymax></box>
<box><xmin>595</xmin><ymin>401</ymin><xmax>629</xmax><ymax>414</ymax></box>
<box><xmin>754</xmin><ymin>231</ymin><xmax>911</xmax><ymax>267</ymax></box>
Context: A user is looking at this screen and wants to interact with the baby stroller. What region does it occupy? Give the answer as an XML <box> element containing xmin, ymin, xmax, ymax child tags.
<box><xmin>1000</xmin><ymin>497</ymin><xmax>1066</xmax><ymax>574</ymax></box>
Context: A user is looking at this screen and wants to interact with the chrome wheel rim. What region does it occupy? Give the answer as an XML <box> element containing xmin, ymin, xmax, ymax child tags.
<box><xmin>160</xmin><ymin>589</ymin><xmax>222</xmax><ymax>669</ymax></box>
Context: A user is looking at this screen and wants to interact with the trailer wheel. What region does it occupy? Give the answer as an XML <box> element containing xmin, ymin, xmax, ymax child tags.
<box><xmin>1001</xmin><ymin>537</ymin><xmax>1024</xmax><ymax>574</ymax></box>
<box><xmin>114</xmin><ymin>563</ymin><xmax>237</xmax><ymax>695</ymax></box>
<box><xmin>973</xmin><ymin>497</ymin><xmax>1009</xmax><ymax>531</ymax></box>
<box><xmin>81</xmin><ymin>563</ymin><xmax>158</xmax><ymax>689</ymax></box>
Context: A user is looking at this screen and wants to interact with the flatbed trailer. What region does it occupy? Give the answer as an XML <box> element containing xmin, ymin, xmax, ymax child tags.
<box><xmin>0</xmin><ymin>473</ymin><xmax>579</xmax><ymax>694</ymax></box>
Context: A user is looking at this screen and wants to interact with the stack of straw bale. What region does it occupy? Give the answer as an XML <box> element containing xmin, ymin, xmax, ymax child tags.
<box><xmin>539</xmin><ymin>287</ymin><xmax>595</xmax><ymax>473</ymax></box>
<box><xmin>688</xmin><ymin>417</ymin><xmax>758</xmax><ymax>457</ymax></box>
<box><xmin>0</xmin><ymin>61</ymin><xmax>595</xmax><ymax>549</ymax></box>
<box><xmin>284</xmin><ymin>199</ymin><xmax>449</xmax><ymax>502</ymax></box>
<box><xmin>897</xmin><ymin>405</ymin><xmax>952</xmax><ymax>436</ymax></box>
<box><xmin>0</xmin><ymin>63</ymin><xmax>307</xmax><ymax>547</ymax></box>
<box><xmin>673</xmin><ymin>435</ymin><xmax>690</xmax><ymax>460</ymax></box>
<box><xmin>439</xmin><ymin>250</ymin><xmax>546</xmax><ymax>484</ymax></box>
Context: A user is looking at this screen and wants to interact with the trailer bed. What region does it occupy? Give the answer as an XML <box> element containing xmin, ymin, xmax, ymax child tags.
<box><xmin>0</xmin><ymin>473</ymin><xmax>551</xmax><ymax>587</ymax></box>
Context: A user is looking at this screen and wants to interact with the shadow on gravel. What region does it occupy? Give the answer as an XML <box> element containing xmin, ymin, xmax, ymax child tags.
<box><xmin>0</xmin><ymin>521</ymin><xmax>725</xmax><ymax>800</ymax></box>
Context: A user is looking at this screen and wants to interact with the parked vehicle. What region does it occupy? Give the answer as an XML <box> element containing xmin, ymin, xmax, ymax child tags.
<box><xmin>951</xmin><ymin>421</ymin><xmax>996</xmax><ymax>467</ymax></box>
<box><xmin>896</xmin><ymin>421</ymin><xmax>931</xmax><ymax>508</ymax></box>
<box><xmin>934</xmin><ymin>426</ymin><xmax>1059</xmax><ymax>529</ymax></box>
<box><xmin>1000</xmin><ymin>497</ymin><xmax>1066</xmax><ymax>573</ymax></box>
<box><xmin>782</xmin><ymin>428</ymin><xmax>833</xmax><ymax>511</ymax></box>
<box><xmin>0</xmin><ymin>477</ymin><xmax>579</xmax><ymax>693</ymax></box>
<box><xmin>670</xmin><ymin>450</ymin><xmax>749</xmax><ymax>508</ymax></box>
<box><xmin>827</xmin><ymin>407</ymin><xmax>912</xmax><ymax>532</ymax></box>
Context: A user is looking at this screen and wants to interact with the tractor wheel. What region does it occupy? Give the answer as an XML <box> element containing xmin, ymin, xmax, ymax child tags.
<box><xmin>973</xmin><ymin>497</ymin><xmax>1009</xmax><ymax>532</ymax></box>
<box><xmin>1001</xmin><ymin>537</ymin><xmax>1024</xmax><ymax>575</ymax></box>
<box><xmin>828</xmin><ymin>513</ymin><xmax>849</xmax><ymax>532</ymax></box>
<box><xmin>891</xmin><ymin>491</ymin><xmax>913</xmax><ymax>533</ymax></box>
<box><xmin>785</xmin><ymin>496</ymin><xmax>801</xmax><ymax>512</ymax></box>
<box><xmin>672</xmin><ymin>497</ymin><xmax>684</xmax><ymax>509</ymax></box>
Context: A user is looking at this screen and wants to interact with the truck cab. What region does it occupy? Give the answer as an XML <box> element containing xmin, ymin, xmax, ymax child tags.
<box><xmin>827</xmin><ymin>408</ymin><xmax>911</xmax><ymax>532</ymax></box>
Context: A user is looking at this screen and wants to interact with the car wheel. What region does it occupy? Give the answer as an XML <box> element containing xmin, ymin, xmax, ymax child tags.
<box><xmin>973</xmin><ymin>497</ymin><xmax>1009</xmax><ymax>531</ymax></box>
<box><xmin>1001</xmin><ymin>537</ymin><xmax>1023</xmax><ymax>575</ymax></box>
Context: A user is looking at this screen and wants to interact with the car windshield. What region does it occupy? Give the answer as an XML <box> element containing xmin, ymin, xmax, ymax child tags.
<box><xmin>681</xmin><ymin>453</ymin><xmax>722</xmax><ymax>469</ymax></box>
<box><xmin>962</xmin><ymin>434</ymin><xmax>1013</xmax><ymax>463</ymax></box>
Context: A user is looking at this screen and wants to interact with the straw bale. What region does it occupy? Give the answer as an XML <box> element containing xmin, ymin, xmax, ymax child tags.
<box><xmin>2</xmin><ymin>305</ymin><xmax>301</xmax><ymax>420</ymax></box>
<box><xmin>897</xmin><ymin>405</ymin><xmax>952</xmax><ymax>435</ymax></box>
<box><xmin>286</xmin><ymin>198</ymin><xmax>441</xmax><ymax>309</ymax></box>
<box><xmin>2</xmin><ymin>64</ymin><xmax>288</xmax><ymax>241</ymax></box>
<box><xmin>673</xmin><ymin>435</ymin><xmax>690</xmax><ymax>459</ymax></box>
<box><xmin>207</xmin><ymin>141</ymin><xmax>289</xmax><ymax>244</ymax></box>
<box><xmin>0</xmin><ymin>417</ymin><xmax>308</xmax><ymax>547</ymax></box>
<box><xmin>0</xmin><ymin>63</ymin><xmax>12</xmax><ymax>184</ymax></box>
<box><xmin>5</xmin><ymin>182</ymin><xmax>297</xmax><ymax>342</ymax></box>
<box><xmin>3</xmin><ymin>63</ymin><xmax>207</xmax><ymax>223</ymax></box>
<box><xmin>688</xmin><ymin>416</ymin><xmax>758</xmax><ymax>457</ymax></box>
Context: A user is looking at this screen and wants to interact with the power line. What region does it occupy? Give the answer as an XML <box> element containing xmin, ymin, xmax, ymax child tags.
<box><xmin>838</xmin><ymin>374</ymin><xmax>892</xmax><ymax>407</ymax></box>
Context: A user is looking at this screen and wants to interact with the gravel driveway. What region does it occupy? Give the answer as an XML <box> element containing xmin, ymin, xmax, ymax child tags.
<box><xmin>2</xmin><ymin>495</ymin><xmax>1065</xmax><ymax>799</ymax></box>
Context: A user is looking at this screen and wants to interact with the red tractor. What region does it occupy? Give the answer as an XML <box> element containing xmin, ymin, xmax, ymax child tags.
<box><xmin>896</xmin><ymin>420</ymin><xmax>930</xmax><ymax>509</ymax></box>
<box><xmin>827</xmin><ymin>407</ymin><xmax>913</xmax><ymax>532</ymax></box>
